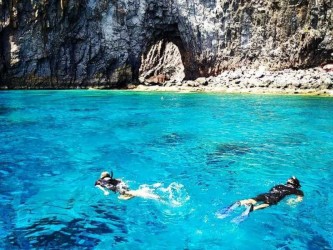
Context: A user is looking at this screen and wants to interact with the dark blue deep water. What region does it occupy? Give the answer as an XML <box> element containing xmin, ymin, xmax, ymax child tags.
<box><xmin>1</xmin><ymin>90</ymin><xmax>333</xmax><ymax>249</ymax></box>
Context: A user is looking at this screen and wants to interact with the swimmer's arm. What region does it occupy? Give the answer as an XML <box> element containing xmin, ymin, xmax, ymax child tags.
<box><xmin>296</xmin><ymin>195</ymin><xmax>303</xmax><ymax>202</ymax></box>
<box><xmin>253</xmin><ymin>203</ymin><xmax>270</xmax><ymax>211</ymax></box>
<box><xmin>296</xmin><ymin>190</ymin><xmax>304</xmax><ymax>201</ymax></box>
<box><xmin>95</xmin><ymin>185</ymin><xmax>109</xmax><ymax>195</ymax></box>
<box><xmin>287</xmin><ymin>195</ymin><xmax>303</xmax><ymax>205</ymax></box>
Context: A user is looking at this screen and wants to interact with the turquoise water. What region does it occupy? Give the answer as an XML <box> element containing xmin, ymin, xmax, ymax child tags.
<box><xmin>1</xmin><ymin>90</ymin><xmax>333</xmax><ymax>249</ymax></box>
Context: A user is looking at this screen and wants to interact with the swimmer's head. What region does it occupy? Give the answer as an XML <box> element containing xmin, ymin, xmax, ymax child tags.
<box><xmin>100</xmin><ymin>171</ymin><xmax>111</xmax><ymax>178</ymax></box>
<box><xmin>287</xmin><ymin>176</ymin><xmax>301</xmax><ymax>188</ymax></box>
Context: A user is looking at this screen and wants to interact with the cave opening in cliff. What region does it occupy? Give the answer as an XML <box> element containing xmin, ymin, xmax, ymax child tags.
<box><xmin>139</xmin><ymin>25</ymin><xmax>188</xmax><ymax>85</ymax></box>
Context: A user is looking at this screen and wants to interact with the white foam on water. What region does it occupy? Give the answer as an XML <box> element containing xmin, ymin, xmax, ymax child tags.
<box><xmin>158</xmin><ymin>182</ymin><xmax>190</xmax><ymax>207</ymax></box>
<box><xmin>130</xmin><ymin>182</ymin><xmax>190</xmax><ymax>206</ymax></box>
<box><xmin>129</xmin><ymin>185</ymin><xmax>161</xmax><ymax>200</ymax></box>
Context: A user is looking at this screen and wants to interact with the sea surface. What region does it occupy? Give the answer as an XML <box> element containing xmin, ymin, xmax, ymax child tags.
<box><xmin>0</xmin><ymin>90</ymin><xmax>333</xmax><ymax>249</ymax></box>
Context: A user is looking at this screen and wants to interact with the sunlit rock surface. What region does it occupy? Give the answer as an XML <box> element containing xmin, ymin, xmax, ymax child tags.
<box><xmin>0</xmin><ymin>0</ymin><xmax>332</xmax><ymax>89</ymax></box>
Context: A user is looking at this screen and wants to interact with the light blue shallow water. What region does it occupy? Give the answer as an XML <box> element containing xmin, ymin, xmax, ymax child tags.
<box><xmin>1</xmin><ymin>90</ymin><xmax>333</xmax><ymax>249</ymax></box>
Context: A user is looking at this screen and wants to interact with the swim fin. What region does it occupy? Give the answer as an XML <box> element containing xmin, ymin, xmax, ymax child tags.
<box><xmin>216</xmin><ymin>201</ymin><xmax>241</xmax><ymax>219</ymax></box>
<box><xmin>231</xmin><ymin>204</ymin><xmax>253</xmax><ymax>224</ymax></box>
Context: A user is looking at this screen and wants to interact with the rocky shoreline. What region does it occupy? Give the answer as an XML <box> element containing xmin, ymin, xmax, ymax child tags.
<box><xmin>133</xmin><ymin>67</ymin><xmax>333</xmax><ymax>96</ymax></box>
<box><xmin>1</xmin><ymin>1</ymin><xmax>333</xmax><ymax>91</ymax></box>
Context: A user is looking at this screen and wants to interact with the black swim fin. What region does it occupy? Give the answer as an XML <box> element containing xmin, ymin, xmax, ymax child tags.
<box><xmin>231</xmin><ymin>204</ymin><xmax>253</xmax><ymax>224</ymax></box>
<box><xmin>216</xmin><ymin>201</ymin><xmax>241</xmax><ymax>219</ymax></box>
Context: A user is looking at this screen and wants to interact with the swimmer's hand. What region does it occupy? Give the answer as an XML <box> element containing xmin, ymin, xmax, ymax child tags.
<box><xmin>287</xmin><ymin>198</ymin><xmax>298</xmax><ymax>206</ymax></box>
<box><xmin>287</xmin><ymin>196</ymin><xmax>303</xmax><ymax>206</ymax></box>
<box><xmin>287</xmin><ymin>198</ymin><xmax>294</xmax><ymax>205</ymax></box>
<box><xmin>96</xmin><ymin>185</ymin><xmax>110</xmax><ymax>196</ymax></box>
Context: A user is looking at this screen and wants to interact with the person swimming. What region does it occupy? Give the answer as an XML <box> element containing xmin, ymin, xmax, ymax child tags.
<box><xmin>95</xmin><ymin>171</ymin><xmax>132</xmax><ymax>198</ymax></box>
<box><xmin>95</xmin><ymin>171</ymin><xmax>160</xmax><ymax>200</ymax></box>
<box><xmin>216</xmin><ymin>176</ymin><xmax>304</xmax><ymax>222</ymax></box>
<box><xmin>238</xmin><ymin>176</ymin><xmax>304</xmax><ymax>211</ymax></box>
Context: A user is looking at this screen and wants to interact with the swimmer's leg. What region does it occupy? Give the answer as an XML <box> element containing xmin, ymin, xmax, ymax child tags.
<box><xmin>118</xmin><ymin>190</ymin><xmax>161</xmax><ymax>200</ymax></box>
<box><xmin>118</xmin><ymin>191</ymin><xmax>135</xmax><ymax>200</ymax></box>
<box><xmin>126</xmin><ymin>189</ymin><xmax>161</xmax><ymax>200</ymax></box>
<box><xmin>239</xmin><ymin>199</ymin><xmax>257</xmax><ymax>206</ymax></box>
<box><xmin>216</xmin><ymin>201</ymin><xmax>241</xmax><ymax>219</ymax></box>
<box><xmin>118</xmin><ymin>193</ymin><xmax>135</xmax><ymax>200</ymax></box>
<box><xmin>252</xmin><ymin>203</ymin><xmax>269</xmax><ymax>211</ymax></box>
<box><xmin>216</xmin><ymin>198</ymin><xmax>257</xmax><ymax>219</ymax></box>
<box><xmin>231</xmin><ymin>203</ymin><xmax>270</xmax><ymax>224</ymax></box>
<box><xmin>231</xmin><ymin>204</ymin><xmax>253</xmax><ymax>224</ymax></box>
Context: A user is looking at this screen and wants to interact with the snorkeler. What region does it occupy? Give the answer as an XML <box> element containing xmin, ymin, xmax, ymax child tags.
<box><xmin>216</xmin><ymin>176</ymin><xmax>304</xmax><ymax>222</ymax></box>
<box><xmin>95</xmin><ymin>171</ymin><xmax>160</xmax><ymax>200</ymax></box>
<box><xmin>95</xmin><ymin>171</ymin><xmax>133</xmax><ymax>199</ymax></box>
<box><xmin>238</xmin><ymin>176</ymin><xmax>304</xmax><ymax>210</ymax></box>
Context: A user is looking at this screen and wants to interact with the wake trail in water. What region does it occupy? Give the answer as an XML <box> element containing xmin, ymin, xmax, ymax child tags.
<box><xmin>134</xmin><ymin>182</ymin><xmax>190</xmax><ymax>206</ymax></box>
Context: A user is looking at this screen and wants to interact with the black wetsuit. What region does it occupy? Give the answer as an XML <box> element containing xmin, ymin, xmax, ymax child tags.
<box><xmin>252</xmin><ymin>184</ymin><xmax>304</xmax><ymax>205</ymax></box>
<box><xmin>95</xmin><ymin>177</ymin><xmax>128</xmax><ymax>194</ymax></box>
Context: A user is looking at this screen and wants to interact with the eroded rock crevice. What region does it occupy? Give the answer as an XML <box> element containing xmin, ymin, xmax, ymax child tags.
<box><xmin>139</xmin><ymin>39</ymin><xmax>185</xmax><ymax>85</ymax></box>
<box><xmin>138</xmin><ymin>23</ymin><xmax>188</xmax><ymax>84</ymax></box>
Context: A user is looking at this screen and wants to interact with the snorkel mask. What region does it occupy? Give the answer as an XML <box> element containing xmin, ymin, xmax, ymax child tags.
<box><xmin>101</xmin><ymin>171</ymin><xmax>114</xmax><ymax>179</ymax></box>
<box><xmin>287</xmin><ymin>176</ymin><xmax>301</xmax><ymax>188</ymax></box>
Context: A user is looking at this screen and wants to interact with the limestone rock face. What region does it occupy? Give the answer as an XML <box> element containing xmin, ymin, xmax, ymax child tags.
<box><xmin>0</xmin><ymin>0</ymin><xmax>332</xmax><ymax>89</ymax></box>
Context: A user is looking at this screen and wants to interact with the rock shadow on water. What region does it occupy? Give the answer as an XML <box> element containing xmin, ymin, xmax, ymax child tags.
<box><xmin>215</xmin><ymin>143</ymin><xmax>251</xmax><ymax>155</ymax></box>
<box><xmin>270</xmin><ymin>212</ymin><xmax>332</xmax><ymax>250</ymax></box>
<box><xmin>3</xmin><ymin>214</ymin><xmax>129</xmax><ymax>249</ymax></box>
<box><xmin>145</xmin><ymin>132</ymin><xmax>189</xmax><ymax>149</ymax></box>
<box><xmin>69</xmin><ymin>108</ymin><xmax>99</xmax><ymax>112</ymax></box>
<box><xmin>124</xmin><ymin>120</ymin><xmax>150</xmax><ymax>128</ymax></box>
<box><xmin>144</xmin><ymin>210</ymin><xmax>168</xmax><ymax>233</ymax></box>
<box><xmin>1</xmin><ymin>204</ymin><xmax>16</xmax><ymax>235</ymax></box>
<box><xmin>4</xmin><ymin>118</ymin><xmax>38</xmax><ymax>127</ymax></box>
<box><xmin>275</xmin><ymin>233</ymin><xmax>332</xmax><ymax>250</ymax></box>
<box><xmin>206</xmin><ymin>143</ymin><xmax>251</xmax><ymax>165</ymax></box>
<box><xmin>162</xmin><ymin>133</ymin><xmax>183</xmax><ymax>145</ymax></box>
<box><xmin>307</xmin><ymin>234</ymin><xmax>332</xmax><ymax>250</ymax></box>
<box><xmin>0</xmin><ymin>162</ymin><xmax>39</xmax><ymax>209</ymax></box>
<box><xmin>0</xmin><ymin>106</ymin><xmax>39</xmax><ymax>127</ymax></box>
<box><xmin>267</xmin><ymin>132</ymin><xmax>308</xmax><ymax>147</ymax></box>
<box><xmin>155</xmin><ymin>132</ymin><xmax>192</xmax><ymax>147</ymax></box>
<box><xmin>115</xmin><ymin>115</ymin><xmax>151</xmax><ymax>129</ymax></box>
<box><xmin>0</xmin><ymin>106</ymin><xmax>22</xmax><ymax>116</ymax></box>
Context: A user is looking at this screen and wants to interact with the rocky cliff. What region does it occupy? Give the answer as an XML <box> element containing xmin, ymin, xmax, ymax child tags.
<box><xmin>0</xmin><ymin>0</ymin><xmax>332</xmax><ymax>89</ymax></box>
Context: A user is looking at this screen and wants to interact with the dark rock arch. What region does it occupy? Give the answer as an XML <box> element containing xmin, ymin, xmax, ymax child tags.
<box><xmin>136</xmin><ymin>23</ymin><xmax>198</xmax><ymax>83</ymax></box>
